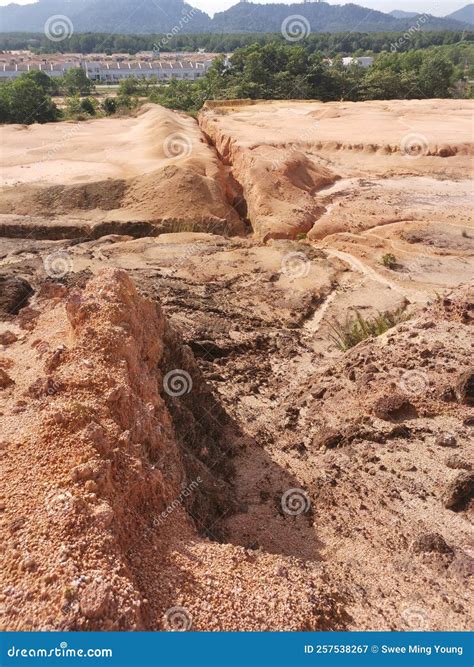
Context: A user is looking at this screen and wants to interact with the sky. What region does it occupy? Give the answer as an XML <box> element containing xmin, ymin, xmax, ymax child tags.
<box><xmin>0</xmin><ymin>0</ymin><xmax>467</xmax><ymax>18</ymax></box>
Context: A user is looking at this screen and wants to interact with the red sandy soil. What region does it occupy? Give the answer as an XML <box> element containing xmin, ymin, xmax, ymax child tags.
<box><xmin>0</xmin><ymin>99</ymin><xmax>473</xmax><ymax>632</ymax></box>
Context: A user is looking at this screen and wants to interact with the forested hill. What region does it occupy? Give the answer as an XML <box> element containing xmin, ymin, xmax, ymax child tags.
<box><xmin>211</xmin><ymin>2</ymin><xmax>466</xmax><ymax>34</ymax></box>
<box><xmin>446</xmin><ymin>4</ymin><xmax>474</xmax><ymax>25</ymax></box>
<box><xmin>0</xmin><ymin>0</ymin><xmax>469</xmax><ymax>34</ymax></box>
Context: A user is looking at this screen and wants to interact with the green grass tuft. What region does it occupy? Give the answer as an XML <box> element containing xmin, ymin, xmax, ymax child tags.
<box><xmin>381</xmin><ymin>253</ymin><xmax>397</xmax><ymax>270</ymax></box>
<box><xmin>328</xmin><ymin>307</ymin><xmax>409</xmax><ymax>351</ymax></box>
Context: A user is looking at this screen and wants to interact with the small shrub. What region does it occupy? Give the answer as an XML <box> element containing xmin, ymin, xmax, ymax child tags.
<box><xmin>102</xmin><ymin>97</ymin><xmax>117</xmax><ymax>115</ymax></box>
<box><xmin>381</xmin><ymin>253</ymin><xmax>397</xmax><ymax>270</ymax></box>
<box><xmin>80</xmin><ymin>97</ymin><xmax>97</xmax><ymax>116</ymax></box>
<box><xmin>329</xmin><ymin>307</ymin><xmax>408</xmax><ymax>351</ymax></box>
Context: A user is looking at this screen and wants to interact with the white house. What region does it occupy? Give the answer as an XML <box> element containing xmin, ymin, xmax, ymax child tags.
<box><xmin>342</xmin><ymin>56</ymin><xmax>374</xmax><ymax>68</ymax></box>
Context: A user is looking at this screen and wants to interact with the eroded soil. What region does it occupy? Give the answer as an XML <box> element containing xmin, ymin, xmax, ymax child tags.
<box><xmin>0</xmin><ymin>100</ymin><xmax>473</xmax><ymax>631</ymax></box>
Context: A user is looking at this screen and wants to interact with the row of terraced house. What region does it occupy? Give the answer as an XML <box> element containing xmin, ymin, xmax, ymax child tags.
<box><xmin>0</xmin><ymin>59</ymin><xmax>213</xmax><ymax>82</ymax></box>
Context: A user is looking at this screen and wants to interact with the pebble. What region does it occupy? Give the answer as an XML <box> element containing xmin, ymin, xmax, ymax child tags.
<box><xmin>435</xmin><ymin>433</ymin><xmax>457</xmax><ymax>448</ymax></box>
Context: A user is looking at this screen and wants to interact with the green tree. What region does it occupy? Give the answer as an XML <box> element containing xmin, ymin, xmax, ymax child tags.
<box><xmin>22</xmin><ymin>70</ymin><xmax>59</xmax><ymax>95</ymax></box>
<box><xmin>0</xmin><ymin>86</ymin><xmax>11</xmax><ymax>122</ymax></box>
<box><xmin>61</xmin><ymin>68</ymin><xmax>94</xmax><ymax>96</ymax></box>
<box><xmin>5</xmin><ymin>78</ymin><xmax>58</xmax><ymax>124</ymax></box>
<box><xmin>417</xmin><ymin>53</ymin><xmax>454</xmax><ymax>97</ymax></box>
<box><xmin>360</xmin><ymin>68</ymin><xmax>406</xmax><ymax>100</ymax></box>
<box><xmin>118</xmin><ymin>77</ymin><xmax>141</xmax><ymax>96</ymax></box>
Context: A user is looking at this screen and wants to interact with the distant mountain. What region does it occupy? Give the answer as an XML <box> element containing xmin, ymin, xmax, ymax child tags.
<box><xmin>0</xmin><ymin>0</ymin><xmax>212</xmax><ymax>34</ymax></box>
<box><xmin>389</xmin><ymin>10</ymin><xmax>419</xmax><ymax>19</ymax></box>
<box><xmin>210</xmin><ymin>2</ymin><xmax>469</xmax><ymax>33</ymax></box>
<box><xmin>446</xmin><ymin>3</ymin><xmax>474</xmax><ymax>25</ymax></box>
<box><xmin>0</xmin><ymin>0</ymin><xmax>469</xmax><ymax>34</ymax></box>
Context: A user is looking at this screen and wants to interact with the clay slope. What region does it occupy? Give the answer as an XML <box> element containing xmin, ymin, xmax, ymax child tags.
<box><xmin>0</xmin><ymin>269</ymin><xmax>345</xmax><ymax>631</ymax></box>
<box><xmin>199</xmin><ymin>99</ymin><xmax>474</xmax><ymax>240</ymax></box>
<box><xmin>257</xmin><ymin>284</ymin><xmax>474</xmax><ymax>630</ymax></box>
<box><xmin>0</xmin><ymin>105</ymin><xmax>243</xmax><ymax>237</ymax></box>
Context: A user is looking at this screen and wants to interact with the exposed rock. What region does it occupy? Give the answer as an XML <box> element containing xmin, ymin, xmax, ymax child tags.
<box><xmin>445</xmin><ymin>455</ymin><xmax>471</xmax><ymax>471</ymax></box>
<box><xmin>0</xmin><ymin>275</ymin><xmax>34</xmax><ymax>317</ymax></box>
<box><xmin>0</xmin><ymin>331</ymin><xmax>18</xmax><ymax>346</ymax></box>
<box><xmin>412</xmin><ymin>533</ymin><xmax>453</xmax><ymax>556</ymax></box>
<box><xmin>443</xmin><ymin>472</ymin><xmax>474</xmax><ymax>511</ymax></box>
<box><xmin>79</xmin><ymin>581</ymin><xmax>113</xmax><ymax>620</ymax></box>
<box><xmin>312</xmin><ymin>427</ymin><xmax>343</xmax><ymax>450</ymax></box>
<box><xmin>456</xmin><ymin>370</ymin><xmax>474</xmax><ymax>406</ymax></box>
<box><xmin>435</xmin><ymin>433</ymin><xmax>458</xmax><ymax>448</ymax></box>
<box><xmin>0</xmin><ymin>369</ymin><xmax>14</xmax><ymax>389</ymax></box>
<box><xmin>372</xmin><ymin>392</ymin><xmax>416</xmax><ymax>422</ymax></box>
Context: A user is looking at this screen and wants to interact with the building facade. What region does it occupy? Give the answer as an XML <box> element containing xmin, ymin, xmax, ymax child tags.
<box><xmin>0</xmin><ymin>59</ymin><xmax>212</xmax><ymax>82</ymax></box>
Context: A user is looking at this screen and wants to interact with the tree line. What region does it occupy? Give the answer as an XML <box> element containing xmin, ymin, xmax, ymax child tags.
<box><xmin>0</xmin><ymin>30</ymin><xmax>471</xmax><ymax>56</ymax></box>
<box><xmin>0</xmin><ymin>41</ymin><xmax>472</xmax><ymax>124</ymax></box>
<box><xmin>149</xmin><ymin>42</ymin><xmax>473</xmax><ymax>110</ymax></box>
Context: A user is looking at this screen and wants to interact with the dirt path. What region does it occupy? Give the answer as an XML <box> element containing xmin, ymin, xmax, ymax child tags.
<box><xmin>323</xmin><ymin>247</ymin><xmax>429</xmax><ymax>301</ymax></box>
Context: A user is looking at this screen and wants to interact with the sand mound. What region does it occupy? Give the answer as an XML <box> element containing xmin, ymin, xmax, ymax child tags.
<box><xmin>0</xmin><ymin>105</ymin><xmax>243</xmax><ymax>236</ymax></box>
<box><xmin>0</xmin><ymin>269</ymin><xmax>345</xmax><ymax>631</ymax></box>
<box><xmin>232</xmin><ymin>147</ymin><xmax>338</xmax><ymax>240</ymax></box>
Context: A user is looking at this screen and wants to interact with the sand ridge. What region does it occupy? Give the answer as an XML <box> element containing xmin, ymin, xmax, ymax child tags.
<box><xmin>0</xmin><ymin>105</ymin><xmax>243</xmax><ymax>235</ymax></box>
